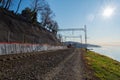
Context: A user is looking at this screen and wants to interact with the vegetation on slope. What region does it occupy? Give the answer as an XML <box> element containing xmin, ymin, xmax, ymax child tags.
<box><xmin>84</xmin><ymin>51</ymin><xmax>120</xmax><ymax>80</ymax></box>
<box><xmin>0</xmin><ymin>0</ymin><xmax>61</xmax><ymax>45</ymax></box>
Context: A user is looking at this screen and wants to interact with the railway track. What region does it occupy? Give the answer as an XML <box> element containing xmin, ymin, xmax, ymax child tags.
<box><xmin>0</xmin><ymin>48</ymin><xmax>93</xmax><ymax>80</ymax></box>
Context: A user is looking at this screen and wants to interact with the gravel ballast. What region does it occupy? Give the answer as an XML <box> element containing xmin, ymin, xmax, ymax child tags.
<box><xmin>0</xmin><ymin>49</ymin><xmax>74</xmax><ymax>80</ymax></box>
<box><xmin>0</xmin><ymin>48</ymin><xmax>95</xmax><ymax>80</ymax></box>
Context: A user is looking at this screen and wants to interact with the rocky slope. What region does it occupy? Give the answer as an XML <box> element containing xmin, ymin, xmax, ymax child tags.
<box><xmin>0</xmin><ymin>8</ymin><xmax>60</xmax><ymax>45</ymax></box>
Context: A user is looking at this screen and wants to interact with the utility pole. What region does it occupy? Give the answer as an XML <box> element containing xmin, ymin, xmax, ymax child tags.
<box><xmin>84</xmin><ymin>25</ymin><xmax>87</xmax><ymax>50</ymax></box>
<box><xmin>58</xmin><ymin>26</ymin><xmax>87</xmax><ymax>49</ymax></box>
<box><xmin>80</xmin><ymin>35</ymin><xmax>82</xmax><ymax>48</ymax></box>
<box><xmin>80</xmin><ymin>35</ymin><xmax>82</xmax><ymax>44</ymax></box>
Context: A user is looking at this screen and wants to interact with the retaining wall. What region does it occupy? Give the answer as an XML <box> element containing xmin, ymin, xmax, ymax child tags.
<box><xmin>0</xmin><ymin>42</ymin><xmax>66</xmax><ymax>55</ymax></box>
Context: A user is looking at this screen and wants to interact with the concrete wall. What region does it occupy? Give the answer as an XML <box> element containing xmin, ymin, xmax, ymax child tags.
<box><xmin>0</xmin><ymin>43</ymin><xmax>66</xmax><ymax>55</ymax></box>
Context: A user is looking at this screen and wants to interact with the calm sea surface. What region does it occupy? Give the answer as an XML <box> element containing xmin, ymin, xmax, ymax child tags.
<box><xmin>91</xmin><ymin>46</ymin><xmax>120</xmax><ymax>62</ymax></box>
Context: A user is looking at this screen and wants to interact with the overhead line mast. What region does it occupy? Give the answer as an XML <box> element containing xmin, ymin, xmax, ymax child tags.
<box><xmin>58</xmin><ymin>25</ymin><xmax>87</xmax><ymax>49</ymax></box>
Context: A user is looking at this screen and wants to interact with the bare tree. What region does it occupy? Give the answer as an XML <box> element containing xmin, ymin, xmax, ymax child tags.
<box><xmin>30</xmin><ymin>0</ymin><xmax>58</xmax><ymax>33</ymax></box>
<box><xmin>0</xmin><ymin>0</ymin><xmax>6</xmax><ymax>8</ymax></box>
<box><xmin>0</xmin><ymin>0</ymin><xmax>3</xmax><ymax>7</ymax></box>
<box><xmin>4</xmin><ymin>0</ymin><xmax>12</xmax><ymax>9</ymax></box>
<box><xmin>15</xmin><ymin>0</ymin><xmax>22</xmax><ymax>14</ymax></box>
<box><xmin>52</xmin><ymin>21</ymin><xmax>58</xmax><ymax>34</ymax></box>
<box><xmin>31</xmin><ymin>0</ymin><xmax>44</xmax><ymax>13</ymax></box>
<box><xmin>30</xmin><ymin>0</ymin><xmax>45</xmax><ymax>23</ymax></box>
<box><xmin>0</xmin><ymin>0</ymin><xmax>13</xmax><ymax>9</ymax></box>
<box><xmin>32</xmin><ymin>0</ymin><xmax>38</xmax><ymax>12</ymax></box>
<box><xmin>41</xmin><ymin>4</ymin><xmax>53</xmax><ymax>27</ymax></box>
<box><xmin>57</xmin><ymin>34</ymin><xmax>62</xmax><ymax>42</ymax></box>
<box><xmin>48</xmin><ymin>20</ymin><xmax>58</xmax><ymax>34</ymax></box>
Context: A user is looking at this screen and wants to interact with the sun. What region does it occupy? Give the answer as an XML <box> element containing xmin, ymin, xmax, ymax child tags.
<box><xmin>102</xmin><ymin>6</ymin><xmax>115</xmax><ymax>18</ymax></box>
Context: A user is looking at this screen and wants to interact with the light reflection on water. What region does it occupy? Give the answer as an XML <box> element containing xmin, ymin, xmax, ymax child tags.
<box><xmin>90</xmin><ymin>46</ymin><xmax>120</xmax><ymax>62</ymax></box>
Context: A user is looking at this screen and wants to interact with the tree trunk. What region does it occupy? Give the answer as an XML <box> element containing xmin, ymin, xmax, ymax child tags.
<box><xmin>6</xmin><ymin>0</ymin><xmax>11</xmax><ymax>9</ymax></box>
<box><xmin>15</xmin><ymin>0</ymin><xmax>22</xmax><ymax>14</ymax></box>
<box><xmin>0</xmin><ymin>0</ymin><xmax>5</xmax><ymax>7</ymax></box>
<box><xmin>4</xmin><ymin>0</ymin><xmax>9</xmax><ymax>9</ymax></box>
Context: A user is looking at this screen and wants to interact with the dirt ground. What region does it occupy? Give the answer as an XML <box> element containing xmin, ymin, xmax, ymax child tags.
<box><xmin>0</xmin><ymin>48</ymin><xmax>95</xmax><ymax>80</ymax></box>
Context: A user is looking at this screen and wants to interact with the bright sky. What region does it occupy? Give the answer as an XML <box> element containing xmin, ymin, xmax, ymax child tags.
<box><xmin>10</xmin><ymin>0</ymin><xmax>120</xmax><ymax>46</ymax></box>
<box><xmin>46</xmin><ymin>0</ymin><xmax>120</xmax><ymax>46</ymax></box>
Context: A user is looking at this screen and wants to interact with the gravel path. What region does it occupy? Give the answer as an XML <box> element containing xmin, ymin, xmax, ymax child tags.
<box><xmin>0</xmin><ymin>48</ymin><xmax>92</xmax><ymax>80</ymax></box>
<box><xmin>51</xmin><ymin>49</ymin><xmax>86</xmax><ymax>80</ymax></box>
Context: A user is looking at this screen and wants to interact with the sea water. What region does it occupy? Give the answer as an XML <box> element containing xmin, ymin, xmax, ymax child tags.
<box><xmin>92</xmin><ymin>46</ymin><xmax>120</xmax><ymax>62</ymax></box>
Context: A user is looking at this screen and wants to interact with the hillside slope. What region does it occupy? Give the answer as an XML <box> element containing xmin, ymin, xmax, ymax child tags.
<box><xmin>0</xmin><ymin>8</ymin><xmax>60</xmax><ymax>45</ymax></box>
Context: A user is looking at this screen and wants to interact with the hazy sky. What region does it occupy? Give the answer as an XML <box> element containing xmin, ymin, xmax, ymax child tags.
<box><xmin>10</xmin><ymin>0</ymin><xmax>120</xmax><ymax>45</ymax></box>
<box><xmin>46</xmin><ymin>0</ymin><xmax>120</xmax><ymax>45</ymax></box>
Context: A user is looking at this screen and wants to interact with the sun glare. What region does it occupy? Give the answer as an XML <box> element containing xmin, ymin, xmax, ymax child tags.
<box><xmin>102</xmin><ymin>6</ymin><xmax>115</xmax><ymax>18</ymax></box>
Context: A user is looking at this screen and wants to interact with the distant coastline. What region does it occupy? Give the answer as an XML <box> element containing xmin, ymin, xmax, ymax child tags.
<box><xmin>63</xmin><ymin>41</ymin><xmax>101</xmax><ymax>48</ymax></box>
